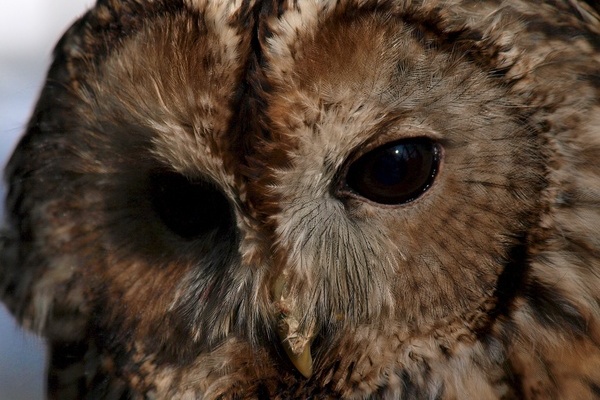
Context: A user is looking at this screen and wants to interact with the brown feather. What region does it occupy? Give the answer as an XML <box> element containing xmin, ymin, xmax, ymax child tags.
<box><xmin>1</xmin><ymin>0</ymin><xmax>599</xmax><ymax>398</ymax></box>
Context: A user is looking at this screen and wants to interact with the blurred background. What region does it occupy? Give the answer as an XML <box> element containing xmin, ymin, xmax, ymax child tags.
<box><xmin>0</xmin><ymin>1</ymin><xmax>91</xmax><ymax>398</ymax></box>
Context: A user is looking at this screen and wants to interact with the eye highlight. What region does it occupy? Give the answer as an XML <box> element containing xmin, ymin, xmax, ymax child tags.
<box><xmin>344</xmin><ymin>138</ymin><xmax>440</xmax><ymax>205</ymax></box>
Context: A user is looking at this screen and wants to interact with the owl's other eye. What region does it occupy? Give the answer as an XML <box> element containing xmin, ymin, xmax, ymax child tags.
<box><xmin>345</xmin><ymin>138</ymin><xmax>440</xmax><ymax>205</ymax></box>
<box><xmin>149</xmin><ymin>171</ymin><xmax>233</xmax><ymax>239</ymax></box>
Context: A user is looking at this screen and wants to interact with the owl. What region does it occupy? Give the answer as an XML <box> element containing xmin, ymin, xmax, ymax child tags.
<box><xmin>1</xmin><ymin>0</ymin><xmax>600</xmax><ymax>398</ymax></box>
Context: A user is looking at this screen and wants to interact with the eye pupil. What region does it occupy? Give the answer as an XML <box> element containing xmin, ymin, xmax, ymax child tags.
<box><xmin>345</xmin><ymin>138</ymin><xmax>440</xmax><ymax>205</ymax></box>
<box><xmin>149</xmin><ymin>171</ymin><xmax>233</xmax><ymax>239</ymax></box>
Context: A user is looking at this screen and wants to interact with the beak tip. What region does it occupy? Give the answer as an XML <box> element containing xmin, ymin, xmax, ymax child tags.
<box><xmin>284</xmin><ymin>341</ymin><xmax>313</xmax><ymax>378</ymax></box>
<box><xmin>271</xmin><ymin>274</ymin><xmax>314</xmax><ymax>378</ymax></box>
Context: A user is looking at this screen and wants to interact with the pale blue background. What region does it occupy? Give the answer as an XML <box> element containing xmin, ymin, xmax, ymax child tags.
<box><xmin>0</xmin><ymin>1</ymin><xmax>91</xmax><ymax>398</ymax></box>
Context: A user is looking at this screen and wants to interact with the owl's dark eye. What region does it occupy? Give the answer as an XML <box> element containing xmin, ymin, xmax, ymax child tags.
<box><xmin>345</xmin><ymin>138</ymin><xmax>440</xmax><ymax>205</ymax></box>
<box><xmin>149</xmin><ymin>171</ymin><xmax>233</xmax><ymax>239</ymax></box>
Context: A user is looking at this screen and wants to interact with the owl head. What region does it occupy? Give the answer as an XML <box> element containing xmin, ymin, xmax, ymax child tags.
<box><xmin>2</xmin><ymin>0</ymin><xmax>600</xmax><ymax>398</ymax></box>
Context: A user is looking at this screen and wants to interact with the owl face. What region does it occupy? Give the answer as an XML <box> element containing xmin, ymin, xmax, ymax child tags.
<box><xmin>2</xmin><ymin>0</ymin><xmax>600</xmax><ymax>398</ymax></box>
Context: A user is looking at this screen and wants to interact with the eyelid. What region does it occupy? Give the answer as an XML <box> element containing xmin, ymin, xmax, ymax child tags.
<box><xmin>346</xmin><ymin>118</ymin><xmax>443</xmax><ymax>166</ymax></box>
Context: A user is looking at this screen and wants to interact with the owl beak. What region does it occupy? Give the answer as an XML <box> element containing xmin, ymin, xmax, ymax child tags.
<box><xmin>278</xmin><ymin>321</ymin><xmax>313</xmax><ymax>378</ymax></box>
<box><xmin>272</xmin><ymin>274</ymin><xmax>314</xmax><ymax>378</ymax></box>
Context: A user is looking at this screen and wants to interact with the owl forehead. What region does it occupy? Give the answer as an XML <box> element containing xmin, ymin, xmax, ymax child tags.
<box><xmin>79</xmin><ymin>8</ymin><xmax>250</xmax><ymax>195</ymax></box>
<box><xmin>262</xmin><ymin>15</ymin><xmax>409</xmax><ymax>164</ymax></box>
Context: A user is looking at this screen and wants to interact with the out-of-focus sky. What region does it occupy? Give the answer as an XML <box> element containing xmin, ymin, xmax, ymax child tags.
<box><xmin>0</xmin><ymin>1</ymin><xmax>91</xmax><ymax>398</ymax></box>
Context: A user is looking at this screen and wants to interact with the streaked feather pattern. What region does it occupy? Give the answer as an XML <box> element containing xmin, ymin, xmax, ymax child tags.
<box><xmin>1</xmin><ymin>0</ymin><xmax>599</xmax><ymax>398</ymax></box>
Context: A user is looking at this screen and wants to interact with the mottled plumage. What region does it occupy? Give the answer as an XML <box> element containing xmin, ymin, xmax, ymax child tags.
<box><xmin>2</xmin><ymin>0</ymin><xmax>600</xmax><ymax>398</ymax></box>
